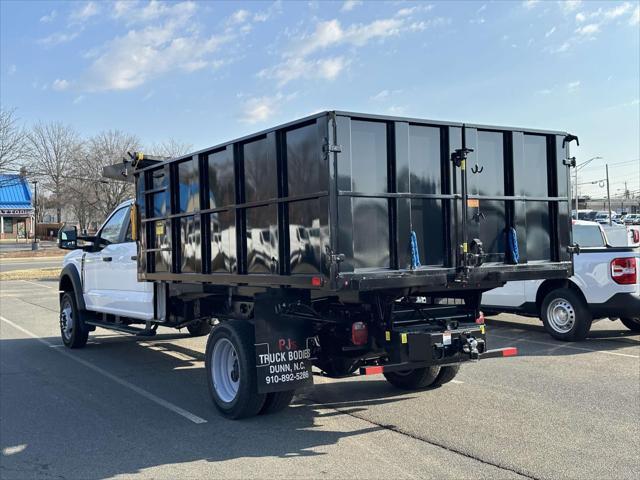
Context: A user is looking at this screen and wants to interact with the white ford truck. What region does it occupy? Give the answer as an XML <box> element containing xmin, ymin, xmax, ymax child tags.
<box><xmin>482</xmin><ymin>221</ymin><xmax>640</xmax><ymax>341</ymax></box>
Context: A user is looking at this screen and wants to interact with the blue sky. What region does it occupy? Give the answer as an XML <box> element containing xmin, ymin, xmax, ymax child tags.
<box><xmin>1</xmin><ymin>0</ymin><xmax>638</xmax><ymax>197</ymax></box>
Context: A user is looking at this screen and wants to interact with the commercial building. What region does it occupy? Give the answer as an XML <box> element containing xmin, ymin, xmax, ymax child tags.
<box><xmin>0</xmin><ymin>174</ymin><xmax>34</xmax><ymax>240</ymax></box>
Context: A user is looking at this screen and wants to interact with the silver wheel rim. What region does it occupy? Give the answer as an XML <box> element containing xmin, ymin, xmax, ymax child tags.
<box><xmin>60</xmin><ymin>302</ymin><xmax>74</xmax><ymax>341</ymax></box>
<box><xmin>547</xmin><ymin>298</ymin><xmax>575</xmax><ymax>333</ymax></box>
<box><xmin>211</xmin><ymin>338</ymin><xmax>240</xmax><ymax>403</ymax></box>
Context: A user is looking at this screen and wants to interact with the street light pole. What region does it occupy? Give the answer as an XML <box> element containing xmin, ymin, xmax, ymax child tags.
<box><xmin>606</xmin><ymin>164</ymin><xmax>612</xmax><ymax>226</ymax></box>
<box><xmin>31</xmin><ymin>180</ymin><xmax>38</xmax><ymax>250</ymax></box>
<box><xmin>575</xmin><ymin>156</ymin><xmax>603</xmax><ymax>214</ymax></box>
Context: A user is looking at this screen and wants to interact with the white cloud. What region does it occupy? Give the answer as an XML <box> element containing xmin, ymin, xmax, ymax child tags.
<box><xmin>604</xmin><ymin>2</ymin><xmax>632</xmax><ymax>19</ymax></box>
<box><xmin>40</xmin><ymin>10</ymin><xmax>57</xmax><ymax>23</ymax></box>
<box><xmin>536</xmin><ymin>88</ymin><xmax>552</xmax><ymax>95</ymax></box>
<box><xmin>371</xmin><ymin>89</ymin><xmax>402</xmax><ymax>101</ymax></box>
<box><xmin>229</xmin><ymin>9</ymin><xmax>251</xmax><ymax>24</ymax></box>
<box><xmin>69</xmin><ymin>2</ymin><xmax>100</xmax><ymax>24</ymax></box>
<box><xmin>341</xmin><ymin>1</ymin><xmax>362</xmax><ymax>12</ymax></box>
<box><xmin>387</xmin><ymin>105</ymin><xmax>407</xmax><ymax>116</ymax></box>
<box><xmin>575</xmin><ymin>23</ymin><xmax>599</xmax><ymax>36</ymax></box>
<box><xmin>478</xmin><ymin>4</ymin><xmax>487</xmax><ymax>13</ymax></box>
<box><xmin>52</xmin><ymin>79</ymin><xmax>69</xmax><ymax>91</ymax></box>
<box><xmin>82</xmin><ymin>3</ymin><xmax>233</xmax><ymax>91</ymax></box>
<box><xmin>545</xmin><ymin>26</ymin><xmax>556</xmax><ymax>37</ymax></box>
<box><xmin>631</xmin><ymin>6</ymin><xmax>640</xmax><ymax>25</ymax></box>
<box><xmin>241</xmin><ymin>94</ymin><xmax>285</xmax><ymax>124</ymax></box>
<box><xmin>567</xmin><ymin>80</ymin><xmax>580</xmax><ymax>92</ymax></box>
<box><xmin>575</xmin><ymin>12</ymin><xmax>586</xmax><ymax>22</ymax></box>
<box><xmin>73</xmin><ymin>95</ymin><xmax>85</xmax><ymax>104</ymax></box>
<box><xmin>37</xmin><ymin>31</ymin><xmax>79</xmax><ymax>47</ymax></box>
<box><xmin>396</xmin><ymin>5</ymin><xmax>433</xmax><ymax>17</ymax></box>
<box><xmin>261</xmin><ymin>12</ymin><xmax>445</xmax><ymax>86</ymax></box>
<box><xmin>552</xmin><ymin>41</ymin><xmax>571</xmax><ymax>53</ymax></box>
<box><xmin>113</xmin><ymin>0</ymin><xmax>196</xmax><ymax>25</ymax></box>
<box><xmin>522</xmin><ymin>0</ymin><xmax>540</xmax><ymax>10</ymax></box>
<box><xmin>259</xmin><ymin>56</ymin><xmax>349</xmax><ymax>86</ymax></box>
<box><xmin>559</xmin><ymin>1</ymin><xmax>582</xmax><ymax>13</ymax></box>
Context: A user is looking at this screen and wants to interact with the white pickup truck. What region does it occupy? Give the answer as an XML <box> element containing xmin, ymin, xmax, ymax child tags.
<box><xmin>482</xmin><ymin>220</ymin><xmax>640</xmax><ymax>341</ymax></box>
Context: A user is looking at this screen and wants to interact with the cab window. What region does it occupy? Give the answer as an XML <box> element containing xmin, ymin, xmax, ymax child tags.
<box><xmin>99</xmin><ymin>207</ymin><xmax>130</xmax><ymax>245</ymax></box>
<box><xmin>572</xmin><ymin>224</ymin><xmax>605</xmax><ymax>248</ymax></box>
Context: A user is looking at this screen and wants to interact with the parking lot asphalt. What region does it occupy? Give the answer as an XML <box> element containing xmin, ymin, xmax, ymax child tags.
<box><xmin>0</xmin><ymin>279</ymin><xmax>638</xmax><ymax>480</ymax></box>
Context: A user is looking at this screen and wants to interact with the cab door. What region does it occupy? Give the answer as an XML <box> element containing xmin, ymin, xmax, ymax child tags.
<box><xmin>83</xmin><ymin>204</ymin><xmax>153</xmax><ymax>320</ymax></box>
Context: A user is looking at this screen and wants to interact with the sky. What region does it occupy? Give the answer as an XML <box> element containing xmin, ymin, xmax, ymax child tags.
<box><xmin>1</xmin><ymin>0</ymin><xmax>638</xmax><ymax>198</ymax></box>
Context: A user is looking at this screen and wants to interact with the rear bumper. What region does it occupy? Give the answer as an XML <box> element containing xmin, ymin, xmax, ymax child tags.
<box><xmin>360</xmin><ymin>347</ymin><xmax>518</xmax><ymax>375</ymax></box>
<box><xmin>590</xmin><ymin>292</ymin><xmax>640</xmax><ymax>319</ymax></box>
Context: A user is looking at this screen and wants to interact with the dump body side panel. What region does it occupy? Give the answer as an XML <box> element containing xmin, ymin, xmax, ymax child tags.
<box><xmin>133</xmin><ymin>111</ymin><xmax>572</xmax><ymax>292</ymax></box>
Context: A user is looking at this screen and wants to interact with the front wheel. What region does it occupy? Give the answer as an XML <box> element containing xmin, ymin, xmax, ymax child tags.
<box><xmin>384</xmin><ymin>366</ymin><xmax>441</xmax><ymax>390</ymax></box>
<box><xmin>620</xmin><ymin>317</ymin><xmax>640</xmax><ymax>332</ymax></box>
<box><xmin>59</xmin><ymin>292</ymin><xmax>89</xmax><ymax>349</ymax></box>
<box><xmin>540</xmin><ymin>288</ymin><xmax>592</xmax><ymax>341</ymax></box>
<box><xmin>205</xmin><ymin>320</ymin><xmax>266</xmax><ymax>419</ymax></box>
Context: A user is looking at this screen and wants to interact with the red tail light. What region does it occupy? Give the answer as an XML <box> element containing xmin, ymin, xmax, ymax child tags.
<box><xmin>632</xmin><ymin>230</ymin><xmax>639</xmax><ymax>244</ymax></box>
<box><xmin>475</xmin><ymin>311</ymin><xmax>485</xmax><ymax>324</ymax></box>
<box><xmin>611</xmin><ymin>257</ymin><xmax>637</xmax><ymax>285</ymax></box>
<box><xmin>351</xmin><ymin>321</ymin><xmax>368</xmax><ymax>346</ymax></box>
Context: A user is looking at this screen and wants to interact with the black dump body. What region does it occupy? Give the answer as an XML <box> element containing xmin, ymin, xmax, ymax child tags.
<box><xmin>132</xmin><ymin>111</ymin><xmax>573</xmax><ymax>294</ymax></box>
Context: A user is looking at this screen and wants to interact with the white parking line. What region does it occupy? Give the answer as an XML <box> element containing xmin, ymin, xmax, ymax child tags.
<box><xmin>20</xmin><ymin>279</ymin><xmax>55</xmax><ymax>289</ymax></box>
<box><xmin>0</xmin><ymin>315</ymin><xmax>208</xmax><ymax>424</ymax></box>
<box><xmin>490</xmin><ymin>333</ymin><xmax>639</xmax><ymax>359</ymax></box>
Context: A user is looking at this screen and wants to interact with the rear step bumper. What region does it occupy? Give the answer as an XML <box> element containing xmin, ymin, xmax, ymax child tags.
<box><xmin>359</xmin><ymin>347</ymin><xmax>518</xmax><ymax>375</ymax></box>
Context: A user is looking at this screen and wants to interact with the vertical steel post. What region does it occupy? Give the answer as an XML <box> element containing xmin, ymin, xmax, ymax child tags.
<box><xmin>606</xmin><ymin>164</ymin><xmax>612</xmax><ymax>225</ymax></box>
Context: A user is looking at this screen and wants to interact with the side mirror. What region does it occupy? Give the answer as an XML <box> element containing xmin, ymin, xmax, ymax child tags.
<box><xmin>58</xmin><ymin>225</ymin><xmax>78</xmax><ymax>250</ymax></box>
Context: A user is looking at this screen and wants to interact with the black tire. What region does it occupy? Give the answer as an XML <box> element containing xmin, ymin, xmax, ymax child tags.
<box><xmin>620</xmin><ymin>317</ymin><xmax>640</xmax><ymax>332</ymax></box>
<box><xmin>187</xmin><ymin>319</ymin><xmax>212</xmax><ymax>337</ymax></box>
<box><xmin>205</xmin><ymin>320</ymin><xmax>266</xmax><ymax>419</ymax></box>
<box><xmin>384</xmin><ymin>366</ymin><xmax>441</xmax><ymax>390</ymax></box>
<box><xmin>59</xmin><ymin>292</ymin><xmax>89</xmax><ymax>349</ymax></box>
<box><xmin>432</xmin><ymin>365</ymin><xmax>461</xmax><ymax>387</ymax></box>
<box><xmin>540</xmin><ymin>288</ymin><xmax>592</xmax><ymax>341</ymax></box>
<box><xmin>259</xmin><ymin>390</ymin><xmax>295</xmax><ymax>415</ymax></box>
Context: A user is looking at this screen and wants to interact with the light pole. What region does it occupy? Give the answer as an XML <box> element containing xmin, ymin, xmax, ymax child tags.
<box><xmin>31</xmin><ymin>180</ymin><xmax>38</xmax><ymax>250</ymax></box>
<box><xmin>575</xmin><ymin>156</ymin><xmax>603</xmax><ymax>214</ymax></box>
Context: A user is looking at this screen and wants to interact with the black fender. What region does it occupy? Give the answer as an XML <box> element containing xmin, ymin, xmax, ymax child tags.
<box><xmin>59</xmin><ymin>264</ymin><xmax>86</xmax><ymax>311</ymax></box>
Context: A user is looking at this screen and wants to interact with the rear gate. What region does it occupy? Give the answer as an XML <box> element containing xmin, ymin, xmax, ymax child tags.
<box><xmin>333</xmin><ymin>116</ymin><xmax>573</xmax><ymax>276</ymax></box>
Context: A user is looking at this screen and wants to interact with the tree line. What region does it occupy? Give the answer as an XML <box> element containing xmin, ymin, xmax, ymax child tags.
<box><xmin>0</xmin><ymin>107</ymin><xmax>191</xmax><ymax>232</ymax></box>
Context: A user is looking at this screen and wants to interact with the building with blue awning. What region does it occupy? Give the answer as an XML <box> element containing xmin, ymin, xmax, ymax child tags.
<box><xmin>0</xmin><ymin>174</ymin><xmax>34</xmax><ymax>240</ymax></box>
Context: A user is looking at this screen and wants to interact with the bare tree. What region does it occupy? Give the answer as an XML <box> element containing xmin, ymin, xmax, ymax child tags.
<box><xmin>76</xmin><ymin>130</ymin><xmax>142</xmax><ymax>218</ymax></box>
<box><xmin>146</xmin><ymin>138</ymin><xmax>193</xmax><ymax>159</ymax></box>
<box><xmin>0</xmin><ymin>107</ymin><xmax>27</xmax><ymax>171</ymax></box>
<box><xmin>26</xmin><ymin>121</ymin><xmax>81</xmax><ymax>222</ymax></box>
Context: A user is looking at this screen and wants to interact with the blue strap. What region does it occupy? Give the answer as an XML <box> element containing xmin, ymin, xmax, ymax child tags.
<box><xmin>508</xmin><ymin>227</ymin><xmax>520</xmax><ymax>264</ymax></box>
<box><xmin>410</xmin><ymin>231</ymin><xmax>422</xmax><ymax>269</ymax></box>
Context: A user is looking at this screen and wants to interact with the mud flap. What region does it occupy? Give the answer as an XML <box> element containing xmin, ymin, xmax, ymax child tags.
<box><xmin>253</xmin><ymin>291</ymin><xmax>315</xmax><ymax>394</ymax></box>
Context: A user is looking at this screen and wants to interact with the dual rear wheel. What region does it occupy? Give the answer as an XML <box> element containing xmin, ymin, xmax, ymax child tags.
<box><xmin>384</xmin><ymin>364</ymin><xmax>461</xmax><ymax>390</ymax></box>
<box><xmin>205</xmin><ymin>320</ymin><xmax>295</xmax><ymax>419</ymax></box>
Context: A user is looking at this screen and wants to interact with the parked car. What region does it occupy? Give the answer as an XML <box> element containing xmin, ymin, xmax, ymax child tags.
<box><xmin>623</xmin><ymin>213</ymin><xmax>640</xmax><ymax>225</ymax></box>
<box><xmin>482</xmin><ymin>220</ymin><xmax>640</xmax><ymax>341</ymax></box>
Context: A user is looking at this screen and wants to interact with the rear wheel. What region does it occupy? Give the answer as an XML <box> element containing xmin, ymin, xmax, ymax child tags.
<box><xmin>59</xmin><ymin>292</ymin><xmax>89</xmax><ymax>349</ymax></box>
<box><xmin>541</xmin><ymin>288</ymin><xmax>592</xmax><ymax>341</ymax></box>
<box><xmin>620</xmin><ymin>317</ymin><xmax>640</xmax><ymax>332</ymax></box>
<box><xmin>384</xmin><ymin>366</ymin><xmax>441</xmax><ymax>390</ymax></box>
<box><xmin>187</xmin><ymin>319</ymin><xmax>212</xmax><ymax>337</ymax></box>
<box><xmin>259</xmin><ymin>390</ymin><xmax>296</xmax><ymax>415</ymax></box>
<box><xmin>205</xmin><ymin>320</ymin><xmax>266</xmax><ymax>419</ymax></box>
<box><xmin>432</xmin><ymin>365</ymin><xmax>461</xmax><ymax>387</ymax></box>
